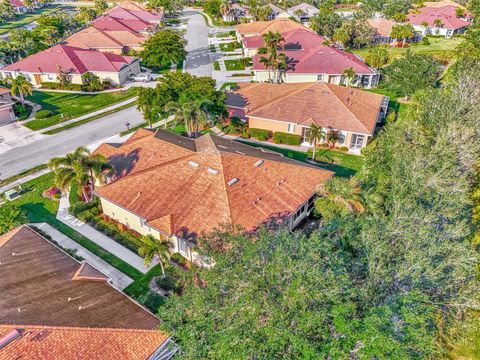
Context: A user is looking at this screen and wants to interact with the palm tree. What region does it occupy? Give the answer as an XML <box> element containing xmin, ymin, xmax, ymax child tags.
<box><xmin>4</xmin><ymin>75</ymin><xmax>33</xmax><ymax>104</ymax></box>
<box><xmin>306</xmin><ymin>124</ymin><xmax>325</xmax><ymax>161</ymax></box>
<box><xmin>138</xmin><ymin>235</ymin><xmax>172</xmax><ymax>277</ymax></box>
<box><xmin>220</xmin><ymin>0</ymin><xmax>232</xmax><ymax>19</ymax></box>
<box><xmin>0</xmin><ymin>205</ymin><xmax>26</xmax><ymax>234</ymax></box>
<box><xmin>316</xmin><ymin>177</ymin><xmax>365</xmax><ymax>220</ymax></box>
<box><xmin>165</xmin><ymin>98</ymin><xmax>211</xmax><ymax>137</ymax></box>
<box><xmin>342</xmin><ymin>67</ymin><xmax>356</xmax><ymax>87</ymax></box>
<box><xmin>49</xmin><ymin>147</ymin><xmax>109</xmax><ymax>202</ymax></box>
<box><xmin>433</xmin><ymin>18</ymin><xmax>443</xmax><ymax>34</ymax></box>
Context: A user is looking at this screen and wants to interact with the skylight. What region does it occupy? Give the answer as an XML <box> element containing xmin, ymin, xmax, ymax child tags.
<box><xmin>227</xmin><ymin>178</ymin><xmax>239</xmax><ymax>186</ymax></box>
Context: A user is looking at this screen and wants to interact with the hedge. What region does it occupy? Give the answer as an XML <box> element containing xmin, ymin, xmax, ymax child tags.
<box><xmin>249</xmin><ymin>128</ymin><xmax>271</xmax><ymax>141</ymax></box>
<box><xmin>35</xmin><ymin>109</ymin><xmax>54</xmax><ymax>119</ymax></box>
<box><xmin>40</xmin><ymin>82</ymin><xmax>83</xmax><ymax>91</ymax></box>
<box><xmin>273</xmin><ymin>131</ymin><xmax>302</xmax><ymax>145</ymax></box>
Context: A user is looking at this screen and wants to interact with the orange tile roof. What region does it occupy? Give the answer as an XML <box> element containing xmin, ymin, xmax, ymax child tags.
<box><xmin>0</xmin><ymin>325</ymin><xmax>168</xmax><ymax>360</ymax></box>
<box><xmin>94</xmin><ymin>130</ymin><xmax>333</xmax><ymax>241</ymax></box>
<box><xmin>226</xmin><ymin>82</ymin><xmax>385</xmax><ymax>135</ymax></box>
<box><xmin>235</xmin><ymin>18</ymin><xmax>310</xmax><ymax>36</ymax></box>
<box><xmin>64</xmin><ymin>27</ymin><xmax>147</xmax><ymax>50</ymax></box>
<box><xmin>367</xmin><ymin>18</ymin><xmax>396</xmax><ymax>37</ymax></box>
<box><xmin>0</xmin><ymin>225</ymin><xmax>159</xmax><ymax>329</ymax></box>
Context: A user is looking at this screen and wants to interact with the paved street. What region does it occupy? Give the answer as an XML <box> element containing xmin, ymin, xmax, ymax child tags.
<box><xmin>0</xmin><ymin>106</ymin><xmax>145</xmax><ymax>179</ymax></box>
<box><xmin>183</xmin><ymin>8</ymin><xmax>213</xmax><ymax>77</ymax></box>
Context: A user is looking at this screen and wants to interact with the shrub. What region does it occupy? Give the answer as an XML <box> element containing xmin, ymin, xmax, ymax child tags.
<box><xmin>35</xmin><ymin>109</ymin><xmax>54</xmax><ymax>119</ymax></box>
<box><xmin>338</xmin><ymin>146</ymin><xmax>349</xmax><ymax>152</ymax></box>
<box><xmin>422</xmin><ymin>37</ymin><xmax>430</xmax><ymax>46</ymax></box>
<box><xmin>156</xmin><ymin>275</ymin><xmax>177</xmax><ymax>292</ymax></box>
<box><xmin>249</xmin><ymin>128</ymin><xmax>271</xmax><ymax>141</ymax></box>
<box><xmin>69</xmin><ymin>199</ymin><xmax>99</xmax><ymax>217</ymax></box>
<box><xmin>273</xmin><ymin>131</ymin><xmax>302</xmax><ymax>145</ymax></box>
<box><xmin>40</xmin><ymin>82</ymin><xmax>83</xmax><ymax>91</ymax></box>
<box><xmin>171</xmin><ymin>252</ymin><xmax>187</xmax><ymax>267</ymax></box>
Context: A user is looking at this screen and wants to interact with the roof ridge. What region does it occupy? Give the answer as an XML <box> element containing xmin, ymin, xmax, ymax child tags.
<box><xmin>216</xmin><ymin>151</ymin><xmax>233</xmax><ymax>226</ymax></box>
<box><xmin>96</xmin><ymin>28</ymin><xmax>124</xmax><ymax>46</ymax></box>
<box><xmin>249</xmin><ymin>83</ymin><xmax>312</xmax><ymax>114</ymax></box>
<box><xmin>0</xmin><ymin>324</ymin><xmax>166</xmax><ymax>334</ymax></box>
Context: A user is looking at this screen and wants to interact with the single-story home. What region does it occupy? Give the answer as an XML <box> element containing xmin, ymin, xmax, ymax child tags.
<box><xmin>287</xmin><ymin>3</ymin><xmax>319</xmax><ymax>23</ymax></box>
<box><xmin>226</xmin><ymin>82</ymin><xmax>389</xmax><ymax>153</ymax></box>
<box><xmin>367</xmin><ymin>18</ymin><xmax>421</xmax><ymax>45</ymax></box>
<box><xmin>0</xmin><ymin>86</ymin><xmax>16</xmax><ymax>126</ymax></box>
<box><xmin>252</xmin><ymin>41</ymin><xmax>379</xmax><ymax>87</ymax></box>
<box><xmin>266</xmin><ymin>4</ymin><xmax>290</xmax><ymax>20</ymax></box>
<box><xmin>106</xmin><ymin>4</ymin><xmax>163</xmax><ymax>24</ymax></box>
<box><xmin>407</xmin><ymin>2</ymin><xmax>471</xmax><ymax>38</ymax></box>
<box><xmin>0</xmin><ymin>44</ymin><xmax>141</xmax><ymax>86</ymax></box>
<box><xmin>9</xmin><ymin>0</ymin><xmax>29</xmax><ymax>14</ymax></box>
<box><xmin>235</xmin><ymin>18</ymin><xmax>307</xmax><ymax>41</ymax></box>
<box><xmin>64</xmin><ymin>27</ymin><xmax>148</xmax><ymax>54</ymax></box>
<box><xmin>0</xmin><ymin>225</ymin><xmax>178</xmax><ymax>359</ymax></box>
<box><xmin>93</xmin><ymin>129</ymin><xmax>333</xmax><ymax>266</ymax></box>
<box><xmin>92</xmin><ymin>15</ymin><xmax>156</xmax><ymax>34</ymax></box>
<box><xmin>223</xmin><ymin>3</ymin><xmax>249</xmax><ymax>22</ymax></box>
<box><xmin>242</xmin><ymin>27</ymin><xmax>320</xmax><ymax>57</ymax></box>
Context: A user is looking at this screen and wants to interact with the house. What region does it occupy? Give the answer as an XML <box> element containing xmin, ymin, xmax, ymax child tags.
<box><xmin>93</xmin><ymin>15</ymin><xmax>156</xmax><ymax>34</ymax></box>
<box><xmin>0</xmin><ymin>86</ymin><xmax>16</xmax><ymax>126</ymax></box>
<box><xmin>407</xmin><ymin>1</ymin><xmax>471</xmax><ymax>38</ymax></box>
<box><xmin>9</xmin><ymin>0</ymin><xmax>29</xmax><ymax>14</ymax></box>
<box><xmin>0</xmin><ymin>44</ymin><xmax>141</xmax><ymax>86</ymax></box>
<box><xmin>64</xmin><ymin>26</ymin><xmax>148</xmax><ymax>54</ymax></box>
<box><xmin>367</xmin><ymin>18</ymin><xmax>397</xmax><ymax>44</ymax></box>
<box><xmin>235</xmin><ymin>18</ymin><xmax>308</xmax><ymax>41</ymax></box>
<box><xmin>266</xmin><ymin>4</ymin><xmax>290</xmax><ymax>20</ymax></box>
<box><xmin>287</xmin><ymin>3</ymin><xmax>319</xmax><ymax>23</ymax></box>
<box><xmin>92</xmin><ymin>129</ymin><xmax>333</xmax><ymax>265</ymax></box>
<box><xmin>105</xmin><ymin>4</ymin><xmax>164</xmax><ymax>25</ymax></box>
<box><xmin>242</xmin><ymin>27</ymin><xmax>320</xmax><ymax>57</ymax></box>
<box><xmin>222</xmin><ymin>3</ymin><xmax>249</xmax><ymax>22</ymax></box>
<box><xmin>252</xmin><ymin>40</ymin><xmax>379</xmax><ymax>87</ymax></box>
<box><xmin>225</xmin><ymin>82</ymin><xmax>389</xmax><ymax>152</ymax></box>
<box><xmin>0</xmin><ymin>225</ymin><xmax>178</xmax><ymax>359</ymax></box>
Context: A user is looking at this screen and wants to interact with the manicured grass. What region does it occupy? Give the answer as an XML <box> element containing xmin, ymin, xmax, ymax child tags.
<box><xmin>352</xmin><ymin>36</ymin><xmax>464</xmax><ymax>64</ymax></box>
<box><xmin>24</xmin><ymin>89</ymin><xmax>137</xmax><ymax>131</ymax></box>
<box><xmin>219</xmin><ymin>82</ymin><xmax>238</xmax><ymax>91</ymax></box>
<box><xmin>219</xmin><ymin>41</ymin><xmax>241</xmax><ymax>52</ymax></box>
<box><xmin>124</xmin><ymin>264</ymin><xmax>165</xmax><ymax>312</ymax></box>
<box><xmin>216</xmin><ymin>30</ymin><xmax>236</xmax><ymax>38</ymax></box>
<box><xmin>0</xmin><ymin>5</ymin><xmax>63</xmax><ymax>34</ymax></box>
<box><xmin>42</xmin><ymin>102</ymin><xmax>136</xmax><ymax>135</ymax></box>
<box><xmin>367</xmin><ymin>87</ymin><xmax>410</xmax><ymax>123</ymax></box>
<box><xmin>213</xmin><ymin>61</ymin><xmax>221</xmax><ymax>71</ymax></box>
<box><xmin>236</xmin><ymin>140</ymin><xmax>363</xmax><ymax>177</ymax></box>
<box><xmin>224</xmin><ymin>59</ymin><xmax>245</xmax><ymax>71</ymax></box>
<box><xmin>3</xmin><ymin>172</ymin><xmax>142</xmax><ymax>281</ymax></box>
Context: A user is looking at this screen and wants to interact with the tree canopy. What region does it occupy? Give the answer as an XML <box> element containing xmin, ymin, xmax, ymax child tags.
<box><xmin>140</xmin><ymin>29</ymin><xmax>187</xmax><ymax>68</ymax></box>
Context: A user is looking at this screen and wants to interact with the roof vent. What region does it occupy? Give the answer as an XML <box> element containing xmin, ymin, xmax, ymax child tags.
<box><xmin>207</xmin><ymin>167</ymin><xmax>218</xmax><ymax>174</ymax></box>
<box><xmin>189</xmin><ymin>161</ymin><xmax>199</xmax><ymax>168</ymax></box>
<box><xmin>227</xmin><ymin>178</ymin><xmax>239</xmax><ymax>186</ymax></box>
<box><xmin>235</xmin><ymin>151</ymin><xmax>245</xmax><ymax>155</ymax></box>
<box><xmin>254</xmin><ymin>160</ymin><xmax>264</xmax><ymax>167</ymax></box>
<box><xmin>277</xmin><ymin>179</ymin><xmax>286</xmax><ymax>185</ymax></box>
<box><xmin>218</xmin><ymin>145</ymin><xmax>228</xmax><ymax>149</ymax></box>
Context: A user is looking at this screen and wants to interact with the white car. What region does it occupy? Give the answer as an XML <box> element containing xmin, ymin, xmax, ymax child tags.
<box><xmin>130</xmin><ymin>73</ymin><xmax>152</xmax><ymax>82</ymax></box>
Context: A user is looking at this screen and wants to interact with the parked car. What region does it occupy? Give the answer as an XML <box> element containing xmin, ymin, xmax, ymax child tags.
<box><xmin>130</xmin><ymin>73</ymin><xmax>152</xmax><ymax>82</ymax></box>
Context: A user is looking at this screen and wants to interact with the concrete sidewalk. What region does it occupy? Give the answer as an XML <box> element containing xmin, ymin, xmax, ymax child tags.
<box><xmin>32</xmin><ymin>222</ymin><xmax>134</xmax><ymax>289</ymax></box>
<box><xmin>56</xmin><ymin>196</ymin><xmax>157</xmax><ymax>274</ymax></box>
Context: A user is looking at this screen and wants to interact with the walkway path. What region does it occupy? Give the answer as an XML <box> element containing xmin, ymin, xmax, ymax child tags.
<box><xmin>56</xmin><ymin>196</ymin><xmax>157</xmax><ymax>274</ymax></box>
<box><xmin>32</xmin><ymin>222</ymin><xmax>134</xmax><ymax>289</ymax></box>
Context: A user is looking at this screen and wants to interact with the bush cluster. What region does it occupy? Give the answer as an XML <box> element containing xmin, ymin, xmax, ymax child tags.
<box><xmin>273</xmin><ymin>131</ymin><xmax>302</xmax><ymax>145</ymax></box>
<box><xmin>41</xmin><ymin>82</ymin><xmax>83</xmax><ymax>91</ymax></box>
<box><xmin>35</xmin><ymin>109</ymin><xmax>54</xmax><ymax>119</ymax></box>
<box><xmin>249</xmin><ymin>128</ymin><xmax>271</xmax><ymax>141</ymax></box>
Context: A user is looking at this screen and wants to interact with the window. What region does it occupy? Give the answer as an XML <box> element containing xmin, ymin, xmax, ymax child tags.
<box><xmin>287</xmin><ymin>123</ymin><xmax>295</xmax><ymax>133</ymax></box>
<box><xmin>317</xmin><ymin>74</ymin><xmax>324</xmax><ymax>82</ymax></box>
<box><xmin>178</xmin><ymin>239</ymin><xmax>188</xmax><ymax>255</ymax></box>
<box><xmin>337</xmin><ymin>131</ymin><xmax>346</xmax><ymax>145</ymax></box>
<box><xmin>350</xmin><ymin>134</ymin><xmax>365</xmax><ymax>150</ymax></box>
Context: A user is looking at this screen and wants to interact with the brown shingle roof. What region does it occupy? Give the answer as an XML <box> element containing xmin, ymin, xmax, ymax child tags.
<box><xmin>94</xmin><ymin>131</ymin><xmax>332</xmax><ymax>241</ymax></box>
<box><xmin>226</xmin><ymin>82</ymin><xmax>385</xmax><ymax>135</ymax></box>
<box><xmin>235</xmin><ymin>18</ymin><xmax>310</xmax><ymax>37</ymax></box>
<box><xmin>0</xmin><ymin>226</ymin><xmax>159</xmax><ymax>330</ymax></box>
<box><xmin>367</xmin><ymin>18</ymin><xmax>396</xmax><ymax>37</ymax></box>
<box><xmin>0</xmin><ymin>325</ymin><xmax>168</xmax><ymax>360</ymax></box>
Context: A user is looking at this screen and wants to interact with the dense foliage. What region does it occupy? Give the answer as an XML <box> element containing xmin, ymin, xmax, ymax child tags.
<box><xmin>158</xmin><ymin>58</ymin><xmax>480</xmax><ymax>358</ymax></box>
<box><xmin>141</xmin><ymin>29</ymin><xmax>187</xmax><ymax>68</ymax></box>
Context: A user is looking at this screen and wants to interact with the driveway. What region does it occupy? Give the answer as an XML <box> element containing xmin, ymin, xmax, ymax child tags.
<box><xmin>183</xmin><ymin>8</ymin><xmax>213</xmax><ymax>77</ymax></box>
<box><xmin>0</xmin><ymin>106</ymin><xmax>145</xmax><ymax>180</ymax></box>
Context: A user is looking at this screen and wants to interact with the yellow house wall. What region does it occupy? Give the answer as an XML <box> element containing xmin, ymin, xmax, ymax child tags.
<box><xmin>249</xmin><ymin>116</ymin><xmax>303</xmax><ymax>136</ymax></box>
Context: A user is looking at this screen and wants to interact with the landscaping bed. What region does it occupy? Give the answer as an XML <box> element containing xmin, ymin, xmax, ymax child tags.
<box><xmin>224</xmin><ymin>59</ymin><xmax>246</xmax><ymax>71</ymax></box>
<box><xmin>219</xmin><ymin>41</ymin><xmax>241</xmax><ymax>52</ymax></box>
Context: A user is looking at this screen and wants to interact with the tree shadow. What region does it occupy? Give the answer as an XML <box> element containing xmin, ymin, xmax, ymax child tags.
<box><xmin>107</xmin><ymin>149</ymin><xmax>140</xmax><ymax>180</ymax></box>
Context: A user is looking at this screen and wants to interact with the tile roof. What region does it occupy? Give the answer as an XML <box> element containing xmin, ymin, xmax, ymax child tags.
<box><xmin>422</xmin><ymin>0</ymin><xmax>464</xmax><ymax>8</ymax></box>
<box><xmin>64</xmin><ymin>27</ymin><xmax>147</xmax><ymax>50</ymax></box>
<box><xmin>243</xmin><ymin>28</ymin><xmax>323</xmax><ymax>49</ymax></box>
<box><xmin>93</xmin><ymin>15</ymin><xmax>154</xmax><ymax>32</ymax></box>
<box><xmin>106</xmin><ymin>5</ymin><xmax>162</xmax><ymax>23</ymax></box>
<box><xmin>0</xmin><ymin>225</ymin><xmax>159</xmax><ymax>329</ymax></box>
<box><xmin>235</xmin><ymin>18</ymin><xmax>308</xmax><ymax>36</ymax></box>
<box><xmin>367</xmin><ymin>18</ymin><xmax>397</xmax><ymax>37</ymax></box>
<box><xmin>252</xmin><ymin>44</ymin><xmax>374</xmax><ymax>75</ymax></box>
<box><xmin>226</xmin><ymin>82</ymin><xmax>385</xmax><ymax>135</ymax></box>
<box><xmin>9</xmin><ymin>0</ymin><xmax>24</xmax><ymax>7</ymax></box>
<box><xmin>287</xmin><ymin>3</ymin><xmax>320</xmax><ymax>17</ymax></box>
<box><xmin>2</xmin><ymin>44</ymin><xmax>136</xmax><ymax>74</ymax></box>
<box><xmin>0</xmin><ymin>86</ymin><xmax>10</xmax><ymax>95</ymax></box>
<box><xmin>268</xmin><ymin>3</ymin><xmax>287</xmax><ymax>15</ymax></box>
<box><xmin>0</xmin><ymin>325</ymin><xmax>168</xmax><ymax>360</ymax></box>
<box><xmin>94</xmin><ymin>130</ymin><xmax>332</xmax><ymax>241</ymax></box>
<box><xmin>407</xmin><ymin>5</ymin><xmax>471</xmax><ymax>29</ymax></box>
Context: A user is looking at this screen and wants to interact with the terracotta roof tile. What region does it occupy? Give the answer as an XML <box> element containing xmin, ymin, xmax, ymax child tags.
<box><xmin>94</xmin><ymin>131</ymin><xmax>332</xmax><ymax>241</ymax></box>
<box><xmin>407</xmin><ymin>5</ymin><xmax>471</xmax><ymax>29</ymax></box>
<box><xmin>106</xmin><ymin>5</ymin><xmax>162</xmax><ymax>22</ymax></box>
<box><xmin>243</xmin><ymin>28</ymin><xmax>324</xmax><ymax>49</ymax></box>
<box><xmin>0</xmin><ymin>325</ymin><xmax>168</xmax><ymax>360</ymax></box>
<box><xmin>93</xmin><ymin>15</ymin><xmax>154</xmax><ymax>32</ymax></box>
<box><xmin>287</xmin><ymin>3</ymin><xmax>319</xmax><ymax>17</ymax></box>
<box><xmin>367</xmin><ymin>18</ymin><xmax>397</xmax><ymax>37</ymax></box>
<box><xmin>65</xmin><ymin>27</ymin><xmax>147</xmax><ymax>50</ymax></box>
<box><xmin>235</xmin><ymin>18</ymin><xmax>309</xmax><ymax>36</ymax></box>
<box><xmin>226</xmin><ymin>82</ymin><xmax>385</xmax><ymax>135</ymax></box>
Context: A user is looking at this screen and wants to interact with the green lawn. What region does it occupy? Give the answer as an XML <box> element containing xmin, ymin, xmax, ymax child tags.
<box><xmin>352</xmin><ymin>36</ymin><xmax>464</xmax><ymax>64</ymax></box>
<box><xmin>124</xmin><ymin>265</ymin><xmax>165</xmax><ymax>312</ymax></box>
<box><xmin>219</xmin><ymin>42</ymin><xmax>241</xmax><ymax>52</ymax></box>
<box><xmin>236</xmin><ymin>140</ymin><xmax>364</xmax><ymax>177</ymax></box>
<box><xmin>2</xmin><ymin>172</ymin><xmax>142</xmax><ymax>280</ymax></box>
<box><xmin>24</xmin><ymin>88</ymin><xmax>137</xmax><ymax>131</ymax></box>
<box><xmin>216</xmin><ymin>30</ymin><xmax>236</xmax><ymax>38</ymax></box>
<box><xmin>224</xmin><ymin>59</ymin><xmax>245</xmax><ymax>71</ymax></box>
<box><xmin>0</xmin><ymin>5</ymin><xmax>65</xmax><ymax>35</ymax></box>
<box><xmin>213</xmin><ymin>61</ymin><xmax>221</xmax><ymax>71</ymax></box>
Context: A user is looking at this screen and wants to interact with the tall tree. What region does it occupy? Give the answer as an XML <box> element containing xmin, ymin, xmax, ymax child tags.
<box><xmin>141</xmin><ymin>29</ymin><xmax>187</xmax><ymax>68</ymax></box>
<box><xmin>219</xmin><ymin>0</ymin><xmax>232</xmax><ymax>18</ymax></box>
<box><xmin>0</xmin><ymin>205</ymin><xmax>26</xmax><ymax>234</ymax></box>
<box><xmin>3</xmin><ymin>75</ymin><xmax>32</xmax><ymax>103</ymax></box>
<box><xmin>390</xmin><ymin>23</ymin><xmax>414</xmax><ymax>47</ymax></box>
<box><xmin>94</xmin><ymin>0</ymin><xmax>108</xmax><ymax>15</ymax></box>
<box><xmin>365</xmin><ymin>46</ymin><xmax>390</xmax><ymax>68</ymax></box>
<box><xmin>165</xmin><ymin>98</ymin><xmax>210</xmax><ymax>137</ymax></box>
<box><xmin>316</xmin><ymin>177</ymin><xmax>365</xmax><ymax>220</ymax></box>
<box><xmin>0</xmin><ymin>0</ymin><xmax>16</xmax><ymax>23</ymax></box>
<box><xmin>138</xmin><ymin>235</ymin><xmax>172</xmax><ymax>277</ymax></box>
<box><xmin>306</xmin><ymin>123</ymin><xmax>325</xmax><ymax>161</ymax></box>
<box><xmin>342</xmin><ymin>67</ymin><xmax>356</xmax><ymax>87</ymax></box>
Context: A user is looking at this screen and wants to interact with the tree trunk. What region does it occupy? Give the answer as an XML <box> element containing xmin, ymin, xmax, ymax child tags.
<box><xmin>158</xmin><ymin>256</ymin><xmax>166</xmax><ymax>278</ymax></box>
<box><xmin>312</xmin><ymin>139</ymin><xmax>316</xmax><ymax>161</ymax></box>
<box><xmin>81</xmin><ymin>186</ymin><xmax>89</xmax><ymax>203</ymax></box>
